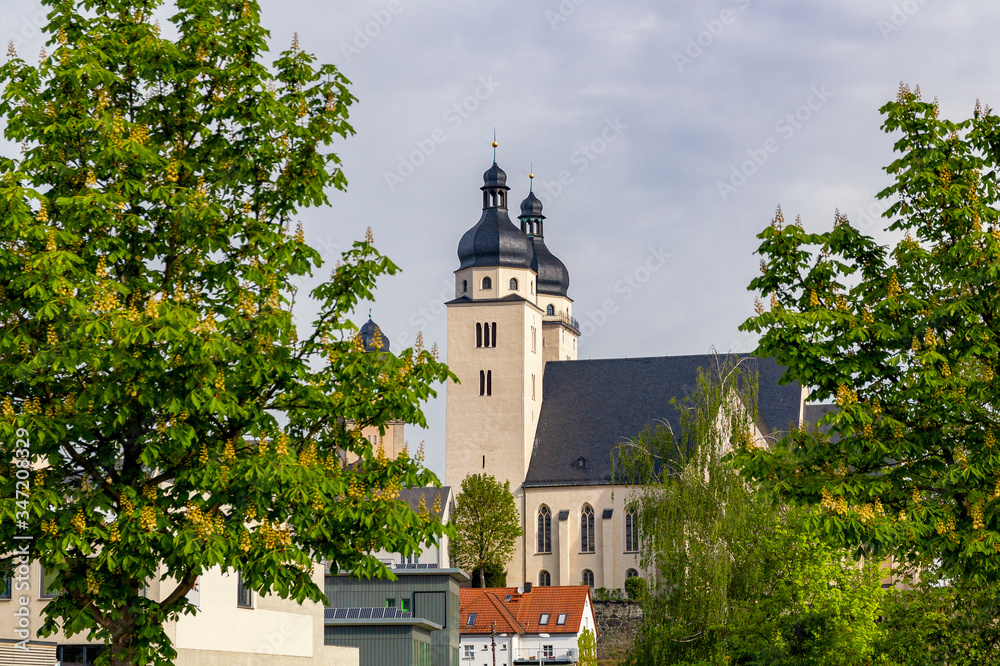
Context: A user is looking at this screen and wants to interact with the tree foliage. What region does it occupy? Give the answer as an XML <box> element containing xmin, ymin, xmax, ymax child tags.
<box><xmin>0</xmin><ymin>1</ymin><xmax>453</xmax><ymax>663</ymax></box>
<box><xmin>449</xmin><ymin>473</ymin><xmax>521</xmax><ymax>588</ymax></box>
<box><xmin>615</xmin><ymin>360</ymin><xmax>884</xmax><ymax>665</ymax></box>
<box><xmin>737</xmin><ymin>83</ymin><xmax>1000</xmax><ymax>585</ymax></box>
<box><xmin>577</xmin><ymin>627</ymin><xmax>597</xmax><ymax>666</ymax></box>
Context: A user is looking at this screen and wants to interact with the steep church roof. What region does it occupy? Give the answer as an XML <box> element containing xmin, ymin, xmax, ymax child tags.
<box><xmin>523</xmin><ymin>354</ymin><xmax>802</xmax><ymax>487</ymax></box>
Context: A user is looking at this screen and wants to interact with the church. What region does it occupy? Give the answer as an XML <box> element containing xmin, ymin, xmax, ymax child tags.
<box><xmin>441</xmin><ymin>155</ymin><xmax>808</xmax><ymax>591</ymax></box>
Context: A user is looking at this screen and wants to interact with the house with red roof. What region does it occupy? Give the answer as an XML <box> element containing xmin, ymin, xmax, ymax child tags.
<box><xmin>458</xmin><ymin>585</ymin><xmax>596</xmax><ymax>665</ymax></box>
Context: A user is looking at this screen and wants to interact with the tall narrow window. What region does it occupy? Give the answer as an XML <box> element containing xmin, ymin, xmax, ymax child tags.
<box><xmin>476</xmin><ymin>322</ymin><xmax>482</xmax><ymax>348</ymax></box>
<box><xmin>539</xmin><ymin>570</ymin><xmax>551</xmax><ymax>587</ymax></box>
<box><xmin>625</xmin><ymin>508</ymin><xmax>638</xmax><ymax>552</ymax></box>
<box><xmin>509</xmin><ymin>277</ymin><xmax>518</xmax><ymax>290</ymax></box>
<box><xmin>491</xmin><ymin>322</ymin><xmax>497</xmax><ymax>347</ymax></box>
<box><xmin>237</xmin><ymin>571</ymin><xmax>253</xmax><ymax>608</ymax></box>
<box><xmin>532</xmin><ymin>374</ymin><xmax>536</xmax><ymax>401</ymax></box>
<box><xmin>531</xmin><ymin>326</ymin><xmax>537</xmax><ymax>353</ymax></box>
<box><xmin>546</xmin><ymin>304</ymin><xmax>554</xmax><ymax>316</ymax></box>
<box><xmin>581</xmin><ymin>505</ymin><xmax>595</xmax><ymax>553</ymax></box>
<box><xmin>479</xmin><ymin>370</ymin><xmax>486</xmax><ymax>396</ymax></box>
<box><xmin>462</xmin><ymin>279</ymin><xmax>468</xmax><ymax>293</ymax></box>
<box><xmin>482</xmin><ymin>276</ymin><xmax>492</xmax><ymax>290</ymax></box>
<box><xmin>483</xmin><ymin>322</ymin><xmax>491</xmax><ymax>347</ymax></box>
<box><xmin>537</xmin><ymin>505</ymin><xmax>551</xmax><ymax>553</ymax></box>
<box><xmin>486</xmin><ymin>370</ymin><xmax>492</xmax><ymax>396</ymax></box>
<box><xmin>582</xmin><ymin>569</ymin><xmax>595</xmax><ymax>588</ymax></box>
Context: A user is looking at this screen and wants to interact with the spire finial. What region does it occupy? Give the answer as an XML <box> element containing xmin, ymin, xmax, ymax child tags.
<box><xmin>529</xmin><ymin>164</ymin><xmax>534</xmax><ymax>193</ymax></box>
<box><xmin>492</xmin><ymin>129</ymin><xmax>498</xmax><ymax>163</ymax></box>
<box><xmin>368</xmin><ymin>308</ymin><xmax>371</xmax><ymax>319</ymax></box>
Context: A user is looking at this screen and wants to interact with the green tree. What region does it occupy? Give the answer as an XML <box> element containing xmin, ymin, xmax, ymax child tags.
<box><xmin>616</xmin><ymin>360</ymin><xmax>884</xmax><ymax>665</ymax></box>
<box><xmin>450</xmin><ymin>474</ymin><xmax>522</xmax><ymax>588</ymax></box>
<box><xmin>0</xmin><ymin>1</ymin><xmax>453</xmax><ymax>664</ymax></box>
<box><xmin>737</xmin><ymin>83</ymin><xmax>1000</xmax><ymax>585</ymax></box>
<box><xmin>578</xmin><ymin>627</ymin><xmax>598</xmax><ymax>666</ymax></box>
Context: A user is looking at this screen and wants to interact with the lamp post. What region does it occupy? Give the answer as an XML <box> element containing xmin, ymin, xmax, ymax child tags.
<box><xmin>538</xmin><ymin>633</ymin><xmax>550</xmax><ymax>665</ymax></box>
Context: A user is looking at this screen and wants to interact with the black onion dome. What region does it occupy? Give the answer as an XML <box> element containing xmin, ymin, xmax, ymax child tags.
<box><xmin>358</xmin><ymin>318</ymin><xmax>390</xmax><ymax>353</ymax></box>
<box><xmin>457</xmin><ymin>162</ymin><xmax>533</xmax><ymax>270</ymax></box>
<box><xmin>519</xmin><ymin>191</ymin><xmax>544</xmax><ymax>219</ymax></box>
<box><xmin>530</xmin><ymin>237</ymin><xmax>570</xmax><ymax>297</ymax></box>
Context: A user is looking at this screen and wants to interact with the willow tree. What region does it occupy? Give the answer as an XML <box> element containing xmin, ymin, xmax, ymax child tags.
<box><xmin>0</xmin><ymin>1</ymin><xmax>452</xmax><ymax>664</ymax></box>
<box><xmin>737</xmin><ymin>84</ymin><xmax>1000</xmax><ymax>585</ymax></box>
<box><xmin>615</xmin><ymin>359</ymin><xmax>883</xmax><ymax>665</ymax></box>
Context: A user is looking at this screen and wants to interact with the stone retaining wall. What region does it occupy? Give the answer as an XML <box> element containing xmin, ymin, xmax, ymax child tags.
<box><xmin>593</xmin><ymin>600</ymin><xmax>643</xmax><ymax>663</ymax></box>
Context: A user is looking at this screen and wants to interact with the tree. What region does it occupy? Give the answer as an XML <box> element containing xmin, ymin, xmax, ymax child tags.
<box><xmin>450</xmin><ymin>474</ymin><xmax>521</xmax><ymax>588</ymax></box>
<box><xmin>577</xmin><ymin>627</ymin><xmax>597</xmax><ymax>666</ymax></box>
<box><xmin>737</xmin><ymin>83</ymin><xmax>1000</xmax><ymax>585</ymax></box>
<box><xmin>0</xmin><ymin>1</ymin><xmax>453</xmax><ymax>664</ymax></box>
<box><xmin>615</xmin><ymin>360</ymin><xmax>884</xmax><ymax>665</ymax></box>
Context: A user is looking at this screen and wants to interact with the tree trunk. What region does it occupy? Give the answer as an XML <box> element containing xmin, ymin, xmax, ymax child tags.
<box><xmin>479</xmin><ymin>566</ymin><xmax>485</xmax><ymax>588</ymax></box>
<box><xmin>109</xmin><ymin>615</ymin><xmax>137</xmax><ymax>666</ymax></box>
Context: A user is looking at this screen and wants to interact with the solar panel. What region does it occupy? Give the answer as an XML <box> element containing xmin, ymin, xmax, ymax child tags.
<box><xmin>347</xmin><ymin>608</ymin><xmax>360</xmax><ymax>619</ymax></box>
<box><xmin>359</xmin><ymin>608</ymin><xmax>372</xmax><ymax>619</ymax></box>
<box><xmin>334</xmin><ymin>608</ymin><xmax>348</xmax><ymax>619</ymax></box>
<box><xmin>402</xmin><ymin>611</ymin><xmax>412</xmax><ymax>618</ymax></box>
<box><xmin>371</xmin><ymin>607</ymin><xmax>384</xmax><ymax>619</ymax></box>
<box><xmin>417</xmin><ymin>563</ymin><xmax>429</xmax><ymax>569</ymax></box>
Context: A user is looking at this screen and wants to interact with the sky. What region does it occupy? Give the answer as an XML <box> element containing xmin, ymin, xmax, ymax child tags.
<box><xmin>3</xmin><ymin>0</ymin><xmax>999</xmax><ymax>479</ymax></box>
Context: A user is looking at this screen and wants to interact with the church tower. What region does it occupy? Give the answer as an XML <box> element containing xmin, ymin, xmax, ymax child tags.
<box><xmin>445</xmin><ymin>154</ymin><xmax>578</xmax><ymax>583</ymax></box>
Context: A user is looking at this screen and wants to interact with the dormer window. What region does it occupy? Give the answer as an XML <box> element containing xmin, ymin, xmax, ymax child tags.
<box><xmin>575</xmin><ymin>456</ymin><xmax>587</xmax><ymax>469</ymax></box>
<box><xmin>509</xmin><ymin>277</ymin><xmax>518</xmax><ymax>290</ymax></box>
<box><xmin>482</xmin><ymin>277</ymin><xmax>492</xmax><ymax>290</ymax></box>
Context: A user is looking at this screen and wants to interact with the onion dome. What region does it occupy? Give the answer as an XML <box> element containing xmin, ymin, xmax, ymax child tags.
<box><xmin>357</xmin><ymin>318</ymin><xmax>390</xmax><ymax>353</ymax></box>
<box><xmin>518</xmin><ymin>189</ymin><xmax>570</xmax><ymax>297</ymax></box>
<box><xmin>457</xmin><ymin>161</ymin><xmax>533</xmax><ymax>270</ymax></box>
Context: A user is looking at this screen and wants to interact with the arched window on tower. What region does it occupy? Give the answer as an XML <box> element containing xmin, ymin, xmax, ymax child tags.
<box><xmin>537</xmin><ymin>506</ymin><xmax>552</xmax><ymax>553</ymax></box>
<box><xmin>491</xmin><ymin>322</ymin><xmax>497</xmax><ymax>347</ymax></box>
<box><xmin>625</xmin><ymin>508</ymin><xmax>638</xmax><ymax>553</ymax></box>
<box><xmin>462</xmin><ymin>279</ymin><xmax>468</xmax><ymax>293</ymax></box>
<box><xmin>539</xmin><ymin>570</ymin><xmax>551</xmax><ymax>587</ymax></box>
<box><xmin>483</xmin><ymin>322</ymin><xmax>491</xmax><ymax>348</ymax></box>
<box><xmin>546</xmin><ymin>304</ymin><xmax>554</xmax><ymax>316</ymax></box>
<box><xmin>509</xmin><ymin>277</ymin><xmax>518</xmax><ymax>291</ymax></box>
<box><xmin>581</xmin><ymin>569</ymin><xmax>595</xmax><ymax>588</ymax></box>
<box><xmin>476</xmin><ymin>323</ymin><xmax>483</xmax><ymax>348</ymax></box>
<box><xmin>581</xmin><ymin>505</ymin><xmax>595</xmax><ymax>553</ymax></box>
<box><xmin>479</xmin><ymin>370</ymin><xmax>485</xmax><ymax>396</ymax></box>
<box><xmin>482</xmin><ymin>276</ymin><xmax>492</xmax><ymax>290</ymax></box>
<box><xmin>486</xmin><ymin>370</ymin><xmax>492</xmax><ymax>396</ymax></box>
<box><xmin>626</xmin><ymin>568</ymin><xmax>639</xmax><ymax>579</ymax></box>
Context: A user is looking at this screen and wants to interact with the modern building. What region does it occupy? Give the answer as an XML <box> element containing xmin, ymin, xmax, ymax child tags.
<box><xmin>444</xmin><ymin>157</ymin><xmax>808</xmax><ymax>591</ymax></box>
<box><xmin>458</xmin><ymin>586</ymin><xmax>596</xmax><ymax>665</ymax></box>
<box><xmin>324</xmin><ymin>568</ymin><xmax>468</xmax><ymax>666</ymax></box>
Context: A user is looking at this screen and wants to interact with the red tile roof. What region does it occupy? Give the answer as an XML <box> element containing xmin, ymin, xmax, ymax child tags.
<box><xmin>459</xmin><ymin>586</ymin><xmax>593</xmax><ymax>636</ymax></box>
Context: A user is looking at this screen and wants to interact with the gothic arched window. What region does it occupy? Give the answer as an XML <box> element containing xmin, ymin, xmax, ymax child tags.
<box><xmin>581</xmin><ymin>505</ymin><xmax>595</xmax><ymax>553</ymax></box>
<box><xmin>482</xmin><ymin>276</ymin><xmax>492</xmax><ymax>290</ymax></box>
<box><xmin>625</xmin><ymin>508</ymin><xmax>638</xmax><ymax>553</ymax></box>
<box><xmin>537</xmin><ymin>506</ymin><xmax>552</xmax><ymax>553</ymax></box>
<box><xmin>539</xmin><ymin>570</ymin><xmax>551</xmax><ymax>587</ymax></box>
<box><xmin>546</xmin><ymin>304</ymin><xmax>554</xmax><ymax>316</ymax></box>
<box><xmin>582</xmin><ymin>569</ymin><xmax>595</xmax><ymax>588</ymax></box>
<box><xmin>509</xmin><ymin>277</ymin><xmax>518</xmax><ymax>290</ymax></box>
<box><xmin>626</xmin><ymin>568</ymin><xmax>639</xmax><ymax>579</ymax></box>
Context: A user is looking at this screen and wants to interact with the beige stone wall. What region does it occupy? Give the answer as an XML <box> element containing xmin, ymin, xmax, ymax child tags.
<box><xmin>522</xmin><ymin>485</ymin><xmax>644</xmax><ymax>591</ymax></box>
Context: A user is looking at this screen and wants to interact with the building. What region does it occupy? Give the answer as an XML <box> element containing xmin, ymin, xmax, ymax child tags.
<box><xmin>1</xmin><ymin>560</ymin><xmax>359</xmax><ymax>666</ymax></box>
<box><xmin>458</xmin><ymin>585</ymin><xmax>596</xmax><ymax>665</ymax></box>
<box><xmin>444</xmin><ymin>158</ymin><xmax>808</xmax><ymax>590</ymax></box>
<box><xmin>324</xmin><ymin>568</ymin><xmax>468</xmax><ymax>666</ymax></box>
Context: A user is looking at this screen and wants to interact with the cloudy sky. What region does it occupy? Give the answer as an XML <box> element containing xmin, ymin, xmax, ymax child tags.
<box><xmin>3</xmin><ymin>0</ymin><xmax>998</xmax><ymax>478</ymax></box>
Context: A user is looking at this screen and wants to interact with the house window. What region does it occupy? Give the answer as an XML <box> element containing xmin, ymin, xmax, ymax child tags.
<box><xmin>537</xmin><ymin>505</ymin><xmax>551</xmax><ymax>553</ymax></box>
<box><xmin>466</xmin><ymin>612</ymin><xmax>477</xmax><ymax>626</ymax></box>
<box><xmin>476</xmin><ymin>322</ymin><xmax>482</xmax><ymax>348</ymax></box>
<box><xmin>386</xmin><ymin>598</ymin><xmax>396</xmax><ymax>608</ymax></box>
<box><xmin>532</xmin><ymin>374</ymin><xmax>536</xmax><ymax>401</ymax></box>
<box><xmin>539</xmin><ymin>613</ymin><xmax>550</xmax><ymax>625</ymax></box>
<box><xmin>463</xmin><ymin>279</ymin><xmax>468</xmax><ymax>293</ymax></box>
<box><xmin>530</xmin><ymin>281</ymin><xmax>534</xmax><ymax>294</ymax></box>
<box><xmin>57</xmin><ymin>646</ymin><xmax>106</xmax><ymax>666</ymax></box>
<box><xmin>464</xmin><ymin>645</ymin><xmax>474</xmax><ymax>659</ymax></box>
<box><xmin>491</xmin><ymin>322</ymin><xmax>496</xmax><ymax>347</ymax></box>
<box><xmin>581</xmin><ymin>505</ymin><xmax>595</xmax><ymax>553</ymax></box>
<box><xmin>557</xmin><ymin>613</ymin><xmax>567</xmax><ymax>625</ymax></box>
<box><xmin>482</xmin><ymin>276</ymin><xmax>492</xmax><ymax>290</ymax></box>
<box><xmin>237</xmin><ymin>571</ymin><xmax>253</xmax><ymax>608</ymax></box>
<box><xmin>539</xmin><ymin>570</ymin><xmax>551</xmax><ymax>586</ymax></box>
<box><xmin>582</xmin><ymin>569</ymin><xmax>595</xmax><ymax>588</ymax></box>
<box><xmin>543</xmin><ymin>645</ymin><xmax>554</xmax><ymax>659</ymax></box>
<box><xmin>625</xmin><ymin>508</ymin><xmax>638</xmax><ymax>553</ymax></box>
<box><xmin>626</xmin><ymin>568</ymin><xmax>639</xmax><ymax>579</ymax></box>
<box><xmin>0</xmin><ymin>577</ymin><xmax>10</xmax><ymax>599</ymax></box>
<box><xmin>509</xmin><ymin>277</ymin><xmax>518</xmax><ymax>290</ymax></box>
<box><xmin>487</xmin><ymin>370</ymin><xmax>492</xmax><ymax>396</ymax></box>
<box><xmin>402</xmin><ymin>598</ymin><xmax>411</xmax><ymax>612</ymax></box>
<box><xmin>546</xmin><ymin>304</ymin><xmax>554</xmax><ymax>315</ymax></box>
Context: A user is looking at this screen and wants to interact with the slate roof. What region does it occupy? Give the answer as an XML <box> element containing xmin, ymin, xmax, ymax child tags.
<box><xmin>397</xmin><ymin>486</ymin><xmax>451</xmax><ymax>520</ymax></box>
<box><xmin>523</xmin><ymin>354</ymin><xmax>802</xmax><ymax>487</ymax></box>
<box><xmin>460</xmin><ymin>586</ymin><xmax>592</xmax><ymax>636</ymax></box>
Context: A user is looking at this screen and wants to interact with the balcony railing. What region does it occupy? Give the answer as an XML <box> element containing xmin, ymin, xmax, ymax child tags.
<box><xmin>511</xmin><ymin>646</ymin><xmax>578</xmax><ymax>664</ymax></box>
<box><xmin>542</xmin><ymin>311</ymin><xmax>580</xmax><ymax>332</ymax></box>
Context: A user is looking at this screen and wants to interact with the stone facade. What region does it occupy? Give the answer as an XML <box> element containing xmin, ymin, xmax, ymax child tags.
<box><xmin>592</xmin><ymin>601</ymin><xmax>644</xmax><ymax>663</ymax></box>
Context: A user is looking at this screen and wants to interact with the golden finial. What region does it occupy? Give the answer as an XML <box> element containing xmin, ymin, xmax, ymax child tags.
<box><xmin>492</xmin><ymin>129</ymin><xmax>498</xmax><ymax>162</ymax></box>
<box><xmin>529</xmin><ymin>164</ymin><xmax>534</xmax><ymax>192</ymax></box>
